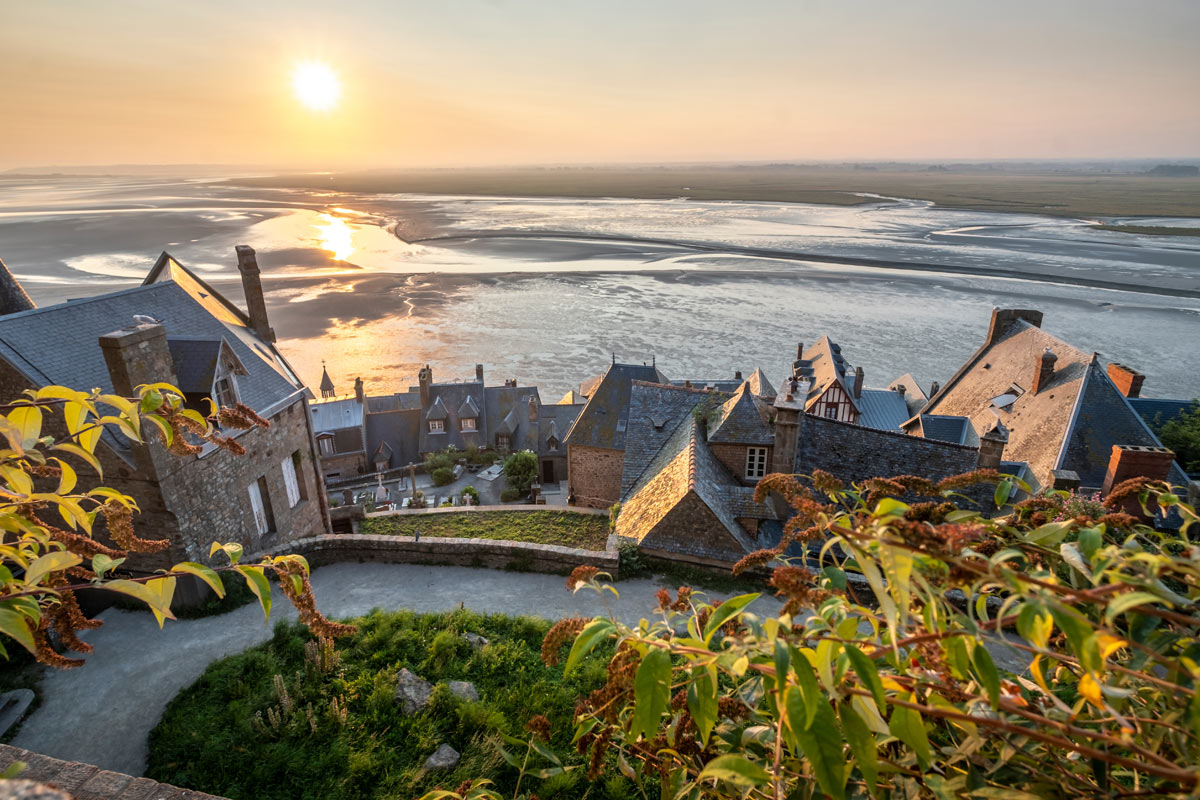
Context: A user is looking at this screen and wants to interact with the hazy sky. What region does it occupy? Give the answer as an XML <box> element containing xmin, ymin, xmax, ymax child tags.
<box><xmin>3</xmin><ymin>0</ymin><xmax>1198</xmax><ymax>168</ymax></box>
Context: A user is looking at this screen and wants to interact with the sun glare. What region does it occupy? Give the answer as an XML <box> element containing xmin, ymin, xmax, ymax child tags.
<box><xmin>292</xmin><ymin>61</ymin><xmax>340</xmax><ymax>111</ymax></box>
<box><xmin>317</xmin><ymin>213</ymin><xmax>354</xmax><ymax>260</ymax></box>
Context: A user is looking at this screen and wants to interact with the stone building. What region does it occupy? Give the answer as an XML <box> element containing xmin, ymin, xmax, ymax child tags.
<box><xmin>904</xmin><ymin>308</ymin><xmax>1189</xmax><ymax>493</ymax></box>
<box><xmin>0</xmin><ymin>249</ymin><xmax>327</xmax><ymax>593</ymax></box>
<box><xmin>309</xmin><ymin>372</ymin><xmax>368</xmax><ymax>481</ymax></box>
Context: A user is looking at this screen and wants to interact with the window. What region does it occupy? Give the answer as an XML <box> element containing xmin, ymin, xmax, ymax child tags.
<box><xmin>318</xmin><ymin>436</ymin><xmax>334</xmax><ymax>456</ymax></box>
<box><xmin>460</xmin><ymin>417</ymin><xmax>477</xmax><ymax>432</ymax></box>
<box><xmin>825</xmin><ymin>405</ymin><xmax>838</xmax><ymax>419</ymax></box>
<box><xmin>497</xmin><ymin>434</ymin><xmax>511</xmax><ymax>450</ymax></box>
<box><xmin>745</xmin><ymin>447</ymin><xmax>768</xmax><ymax>480</ymax></box>
<box><xmin>248</xmin><ymin>477</ymin><xmax>276</xmax><ymax>535</ymax></box>
<box><xmin>429</xmin><ymin>419</ymin><xmax>445</xmax><ymax>433</ymax></box>
<box><xmin>282</xmin><ymin>452</ymin><xmax>305</xmax><ymax>508</ymax></box>
<box><xmin>214</xmin><ymin>376</ymin><xmax>237</xmax><ymax>408</ymax></box>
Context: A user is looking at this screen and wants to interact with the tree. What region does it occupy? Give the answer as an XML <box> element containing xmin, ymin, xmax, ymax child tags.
<box><xmin>440</xmin><ymin>469</ymin><xmax>1200</xmax><ymax>799</ymax></box>
<box><xmin>0</xmin><ymin>383</ymin><xmax>354</xmax><ymax>669</ymax></box>
<box><xmin>1152</xmin><ymin>400</ymin><xmax>1200</xmax><ymax>474</ymax></box>
<box><xmin>502</xmin><ymin>450</ymin><xmax>538</xmax><ymax>496</ymax></box>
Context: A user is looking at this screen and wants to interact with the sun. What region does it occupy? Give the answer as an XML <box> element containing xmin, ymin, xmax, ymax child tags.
<box><xmin>292</xmin><ymin>61</ymin><xmax>340</xmax><ymax>111</ymax></box>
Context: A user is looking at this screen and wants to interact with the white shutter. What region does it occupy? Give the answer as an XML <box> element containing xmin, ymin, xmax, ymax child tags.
<box><xmin>281</xmin><ymin>456</ymin><xmax>301</xmax><ymax>508</ymax></box>
<box><xmin>248</xmin><ymin>482</ymin><xmax>268</xmax><ymax>535</ymax></box>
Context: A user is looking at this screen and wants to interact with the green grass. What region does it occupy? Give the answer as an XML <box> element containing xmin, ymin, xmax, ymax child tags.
<box><xmin>358</xmin><ymin>510</ymin><xmax>610</xmax><ymax>550</ymax></box>
<box><xmin>240</xmin><ymin>166</ymin><xmax>1200</xmax><ymax>219</ymax></box>
<box><xmin>147</xmin><ymin>610</ymin><xmax>629</xmax><ymax>800</ymax></box>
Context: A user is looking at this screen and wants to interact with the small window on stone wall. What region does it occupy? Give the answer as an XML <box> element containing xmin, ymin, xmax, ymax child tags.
<box><xmin>248</xmin><ymin>477</ymin><xmax>276</xmax><ymax>535</ymax></box>
<box><xmin>745</xmin><ymin>447</ymin><xmax>768</xmax><ymax>480</ymax></box>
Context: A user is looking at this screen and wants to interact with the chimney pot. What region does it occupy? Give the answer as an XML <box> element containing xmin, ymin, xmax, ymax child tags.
<box><xmin>235</xmin><ymin>245</ymin><xmax>275</xmax><ymax>343</ymax></box>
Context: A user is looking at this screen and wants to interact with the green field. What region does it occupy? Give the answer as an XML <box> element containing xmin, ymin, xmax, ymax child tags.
<box><xmin>242</xmin><ymin>165</ymin><xmax>1200</xmax><ymax>219</ymax></box>
<box><xmin>358</xmin><ymin>510</ymin><xmax>610</xmax><ymax>550</ymax></box>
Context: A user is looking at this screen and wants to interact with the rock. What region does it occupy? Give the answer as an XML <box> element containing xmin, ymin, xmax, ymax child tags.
<box><xmin>462</xmin><ymin>632</ymin><xmax>489</xmax><ymax>650</ymax></box>
<box><xmin>395</xmin><ymin>668</ymin><xmax>433</xmax><ymax>714</ymax></box>
<box><xmin>448</xmin><ymin>680</ymin><xmax>479</xmax><ymax>702</ymax></box>
<box><xmin>424</xmin><ymin>743</ymin><xmax>460</xmax><ymax>770</ymax></box>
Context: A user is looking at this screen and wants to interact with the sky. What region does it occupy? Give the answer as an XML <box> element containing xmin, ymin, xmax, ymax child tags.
<box><xmin>2</xmin><ymin>0</ymin><xmax>1198</xmax><ymax>169</ymax></box>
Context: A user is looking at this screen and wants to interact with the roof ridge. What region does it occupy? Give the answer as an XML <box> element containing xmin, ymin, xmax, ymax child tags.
<box><xmin>811</xmin><ymin>410</ymin><xmax>978</xmax><ymax>451</ymax></box>
<box><xmin>631</xmin><ymin>379</ymin><xmax>719</xmax><ymax>394</ymax></box>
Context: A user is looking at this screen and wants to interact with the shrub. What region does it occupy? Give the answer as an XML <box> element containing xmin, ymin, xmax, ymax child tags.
<box><xmin>616</xmin><ymin>539</ymin><xmax>649</xmax><ymax>578</ymax></box>
<box><xmin>425</xmin><ymin>450</ymin><xmax>456</xmax><ymax>474</ymax></box>
<box><xmin>432</xmin><ymin>466</ymin><xmax>455</xmax><ymax>486</ymax></box>
<box><xmin>502</xmin><ymin>450</ymin><xmax>538</xmax><ymax>494</ymax></box>
<box><xmin>499</xmin><ymin>487</ymin><xmax>522</xmax><ymax>503</ymax></box>
<box><xmin>462</xmin><ymin>485</ymin><xmax>480</xmax><ymax>505</ymax></box>
<box><xmin>1151</xmin><ymin>399</ymin><xmax>1200</xmax><ymax>473</ymax></box>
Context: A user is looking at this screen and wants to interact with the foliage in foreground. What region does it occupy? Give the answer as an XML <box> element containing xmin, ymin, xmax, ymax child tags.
<box><xmin>148</xmin><ymin>609</ymin><xmax>633</xmax><ymax>800</ymax></box>
<box><xmin>444</xmin><ymin>470</ymin><xmax>1199</xmax><ymax>799</ymax></box>
<box><xmin>358</xmin><ymin>510</ymin><xmax>610</xmax><ymax>550</ymax></box>
<box><xmin>0</xmin><ymin>383</ymin><xmax>353</xmax><ymax>668</ymax></box>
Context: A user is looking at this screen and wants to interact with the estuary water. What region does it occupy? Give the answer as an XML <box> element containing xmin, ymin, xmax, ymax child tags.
<box><xmin>0</xmin><ymin>174</ymin><xmax>1197</xmax><ymax>400</ymax></box>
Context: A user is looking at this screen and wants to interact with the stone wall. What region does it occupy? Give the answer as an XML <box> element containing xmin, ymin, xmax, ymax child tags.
<box><xmin>798</xmin><ymin>413</ymin><xmax>980</xmax><ymax>486</ymax></box>
<box><xmin>567</xmin><ymin>444</ymin><xmax>624</xmax><ymax>508</ymax></box>
<box><xmin>708</xmin><ymin>443</ymin><xmax>771</xmax><ymax>485</ymax></box>
<box><xmin>316</xmin><ymin>450</ymin><xmax>366</xmax><ymax>480</ymax></box>
<box><xmin>0</xmin><ymin>743</ymin><xmax>228</xmax><ymax>800</ymax></box>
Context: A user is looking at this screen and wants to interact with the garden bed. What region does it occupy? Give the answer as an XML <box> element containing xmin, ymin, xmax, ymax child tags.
<box><xmin>147</xmin><ymin>610</ymin><xmax>629</xmax><ymax>800</ymax></box>
<box><xmin>358</xmin><ymin>510</ymin><xmax>611</xmax><ymax>551</ymax></box>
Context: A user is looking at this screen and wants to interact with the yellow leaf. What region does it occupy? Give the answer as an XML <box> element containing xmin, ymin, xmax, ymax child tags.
<box><xmin>98</xmin><ymin>394</ymin><xmax>137</xmax><ymax>416</ymax></box>
<box><xmin>52</xmin><ymin>458</ymin><xmax>77</xmax><ymax>495</ymax></box>
<box><xmin>1079</xmin><ymin>672</ymin><xmax>1103</xmax><ymax>706</ymax></box>
<box><xmin>146</xmin><ymin>576</ymin><xmax>177</xmax><ymax>628</ymax></box>
<box><xmin>63</xmin><ymin>401</ymin><xmax>90</xmax><ymax>436</ymax></box>
<box><xmin>0</xmin><ymin>465</ymin><xmax>32</xmax><ymax>496</ymax></box>
<box><xmin>25</xmin><ymin>550</ymin><xmax>82</xmax><ymax>585</ymax></box>
<box><xmin>78</xmin><ymin>425</ymin><xmax>101</xmax><ymax>454</ymax></box>
<box><xmin>1096</xmin><ymin>635</ymin><xmax>1127</xmax><ymax>661</ymax></box>
<box><xmin>7</xmin><ymin>406</ymin><xmax>42</xmax><ymax>449</ymax></box>
<box><xmin>103</xmin><ymin>579</ymin><xmax>176</xmax><ymax>625</ymax></box>
<box><xmin>51</xmin><ymin>442</ymin><xmax>102</xmax><ymax>476</ymax></box>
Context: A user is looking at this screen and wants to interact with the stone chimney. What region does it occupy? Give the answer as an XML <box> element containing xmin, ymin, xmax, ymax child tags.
<box><xmin>1051</xmin><ymin>469</ymin><xmax>1081</xmax><ymax>491</ymax></box>
<box><xmin>796</xmin><ymin>342</ymin><xmax>804</xmax><ymax>360</ymax></box>
<box><xmin>853</xmin><ymin>366</ymin><xmax>864</xmax><ymax>399</ymax></box>
<box><xmin>986</xmin><ymin>308</ymin><xmax>1043</xmax><ymax>347</ymax></box>
<box><xmin>930</xmin><ymin>381</ymin><xmax>940</xmax><ymax>397</ymax></box>
<box><xmin>977</xmin><ymin>420</ymin><xmax>1008</xmax><ymax>470</ymax></box>
<box><xmin>354</xmin><ymin>376</ymin><xmax>364</xmax><ymax>404</ymax></box>
<box><xmin>772</xmin><ymin>375</ymin><xmax>808</xmax><ymax>475</ymax></box>
<box><xmin>235</xmin><ymin>245</ymin><xmax>275</xmax><ymax>343</ymax></box>
<box><xmin>418</xmin><ymin>365</ymin><xmax>433</xmax><ymax>407</ymax></box>
<box><xmin>99</xmin><ymin>323</ymin><xmax>180</xmax><ymax>476</ymax></box>
<box><xmin>1107</xmin><ymin>363</ymin><xmax>1145</xmax><ymax>398</ymax></box>
<box><xmin>734</xmin><ymin>370</ymin><xmax>743</xmax><ymax>381</ymax></box>
<box><xmin>475</xmin><ymin>364</ymin><xmax>484</xmax><ymax>384</ymax></box>
<box><xmin>1103</xmin><ymin>445</ymin><xmax>1177</xmax><ymax>518</ymax></box>
<box><xmin>0</xmin><ymin>257</ymin><xmax>35</xmax><ymax>316</ymax></box>
<box><xmin>528</xmin><ymin>395</ymin><xmax>538</xmax><ymax>422</ymax></box>
<box><xmin>1031</xmin><ymin>347</ymin><xmax>1058</xmax><ymax>394</ymax></box>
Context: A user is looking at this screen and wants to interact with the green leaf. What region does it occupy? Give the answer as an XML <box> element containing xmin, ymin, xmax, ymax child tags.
<box><xmin>25</xmin><ymin>550</ymin><xmax>82</xmax><ymax>585</ymax></box>
<box><xmin>1104</xmin><ymin>591</ymin><xmax>1164</xmax><ymax>624</ymax></box>
<box><xmin>102</xmin><ymin>579</ymin><xmax>176</xmax><ymax>622</ymax></box>
<box><xmin>872</xmin><ymin>497</ymin><xmax>908</xmax><ymax>518</ymax></box>
<box><xmin>8</xmin><ymin>406</ymin><xmax>43</xmax><ymax>448</ymax></box>
<box><xmin>563</xmin><ymin>617</ymin><xmax>613</xmax><ymax>675</ymax></box>
<box><xmin>702</xmin><ymin>593</ymin><xmax>759</xmax><ymax>642</ymax></box>
<box><xmin>786</xmin><ymin>695</ymin><xmax>846</xmax><ymax>799</ymax></box>
<box><xmin>844</xmin><ymin>644</ymin><xmax>887</xmax><ymax>716</ymax></box>
<box><xmin>1078</xmin><ymin>526</ymin><xmax>1102</xmax><ymax>561</ymax></box>
<box><xmin>773</xmin><ymin>638</ymin><xmax>790</xmax><ymax>691</ymax></box>
<box><xmin>209</xmin><ymin>541</ymin><xmax>243</xmax><ymax>565</ymax></box>
<box><xmin>970</xmin><ymin>644</ymin><xmax>1000</xmax><ymax>710</ymax></box>
<box><xmin>1023</xmin><ymin>521</ymin><xmax>1070</xmax><ymax>547</ymax></box>
<box><xmin>839</xmin><ymin>701</ymin><xmax>878</xmax><ymax>794</ymax></box>
<box><xmin>686</xmin><ymin>664</ymin><xmax>718</xmax><ymax>748</ymax></box>
<box><xmin>822</xmin><ymin>565</ymin><xmax>847</xmax><ymax>590</ymax></box>
<box><xmin>90</xmin><ymin>553</ymin><xmax>125</xmax><ymax>580</ymax></box>
<box><xmin>139</xmin><ymin>389</ymin><xmax>164</xmax><ymax>414</ymax></box>
<box><xmin>888</xmin><ymin>701</ymin><xmax>931</xmax><ymax>769</ymax></box>
<box><xmin>0</xmin><ymin>608</ymin><xmax>36</xmax><ymax>656</ymax></box>
<box><xmin>696</xmin><ymin>755</ymin><xmax>770</xmax><ymax>788</ymax></box>
<box><xmin>173</xmin><ymin>562</ymin><xmax>225</xmax><ymax>599</ymax></box>
<box><xmin>630</xmin><ymin>647</ymin><xmax>671</xmax><ymax>741</ymax></box>
<box><xmin>994</xmin><ymin>478</ymin><xmax>1013</xmax><ymax>508</ymax></box>
<box><xmin>788</xmin><ymin>647</ymin><xmax>823</xmax><ymax>729</ymax></box>
<box><xmin>235</xmin><ymin>565</ymin><xmax>272</xmax><ymax>622</ymax></box>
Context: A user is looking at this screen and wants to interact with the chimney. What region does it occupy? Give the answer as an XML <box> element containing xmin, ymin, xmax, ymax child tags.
<box><xmin>475</xmin><ymin>364</ymin><xmax>484</xmax><ymax>384</ymax></box>
<box><xmin>98</xmin><ymin>323</ymin><xmax>180</xmax><ymax>475</ymax></box>
<box><xmin>734</xmin><ymin>370</ymin><xmax>743</xmax><ymax>381</ymax></box>
<box><xmin>235</xmin><ymin>246</ymin><xmax>275</xmax><ymax>343</ymax></box>
<box><xmin>1051</xmin><ymin>469</ymin><xmax>1081</xmax><ymax>492</ymax></box>
<box><xmin>853</xmin><ymin>366</ymin><xmax>864</xmax><ymax>399</ymax></box>
<box><xmin>1031</xmin><ymin>347</ymin><xmax>1058</xmax><ymax>394</ymax></box>
<box><xmin>1106</xmin><ymin>363</ymin><xmax>1145</xmax><ymax>398</ymax></box>
<box><xmin>418</xmin><ymin>365</ymin><xmax>433</xmax><ymax>407</ymax></box>
<box><xmin>894</xmin><ymin>383</ymin><xmax>906</xmax><ymax>397</ymax></box>
<box><xmin>930</xmin><ymin>381</ymin><xmax>940</xmax><ymax>397</ymax></box>
<box><xmin>354</xmin><ymin>376</ymin><xmax>364</xmax><ymax>404</ymax></box>
<box><xmin>796</xmin><ymin>342</ymin><xmax>804</xmax><ymax>360</ymax></box>
<box><xmin>528</xmin><ymin>396</ymin><xmax>538</xmax><ymax>422</ymax></box>
<box><xmin>1103</xmin><ymin>445</ymin><xmax>1176</xmax><ymax>518</ymax></box>
<box><xmin>977</xmin><ymin>420</ymin><xmax>1008</xmax><ymax>470</ymax></box>
<box><xmin>770</xmin><ymin>376</ymin><xmax>808</xmax><ymax>500</ymax></box>
<box><xmin>986</xmin><ymin>308</ymin><xmax>1043</xmax><ymax>347</ymax></box>
<box><xmin>0</xmin><ymin>258</ymin><xmax>35</xmax><ymax>316</ymax></box>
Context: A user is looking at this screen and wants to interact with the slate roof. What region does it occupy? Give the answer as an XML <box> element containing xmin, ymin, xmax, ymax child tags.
<box><xmin>919</xmin><ymin>414</ymin><xmax>971</xmax><ymax>445</ymax></box>
<box><xmin>309</xmin><ymin>396</ymin><xmax>364</xmax><ymax>434</ymax></box>
<box><xmin>363</xmin><ymin>403</ymin><xmax>420</xmax><ymax>469</ymax></box>
<box><xmin>707</xmin><ymin>382</ymin><xmax>774</xmax><ymax>445</ymax></box>
<box><xmin>796</xmin><ymin>336</ymin><xmax>860</xmax><ymax>414</ymax></box>
<box><xmin>565</xmin><ymin>363</ymin><xmax>669</xmax><ymax>450</ymax></box>
<box><xmin>620</xmin><ymin>381</ymin><xmax>717</xmax><ymax>497</ymax></box>
<box><xmin>484</xmin><ymin>385</ymin><xmax>540</xmax><ymax>452</ymax></box>
<box><xmin>671</xmin><ymin>378</ymin><xmax>743</xmax><ymax>392</ymax></box>
<box><xmin>746</xmin><ymin>367</ymin><xmax>776</xmax><ymax>399</ymax></box>
<box><xmin>856</xmin><ymin>388</ymin><xmax>910</xmax><ymax>432</ymax></box>
<box><xmin>458</xmin><ymin>395</ymin><xmax>481</xmax><ymax>418</ymax></box>
<box><xmin>426</xmin><ymin>396</ymin><xmax>449</xmax><ymax>420</ymax></box>
<box><xmin>910</xmin><ymin>313</ymin><xmax>1187</xmax><ymax>489</ymax></box>
<box><xmin>538</xmin><ymin>402</ymin><xmax>584</xmax><ymax>456</ymax></box>
<box><xmin>888</xmin><ymin>372</ymin><xmax>929</xmax><ymax>416</ymax></box>
<box><xmin>364</xmin><ymin>393</ymin><xmax>421</xmax><ymax>413</ymax></box>
<box><xmin>319</xmin><ymin>365</ymin><xmax>335</xmax><ymax>395</ymax></box>
<box><xmin>166</xmin><ymin>338</ymin><xmax>223</xmax><ymax>395</ymax></box>
<box><xmin>328</xmin><ymin>427</ymin><xmax>364</xmax><ymax>455</ymax></box>
<box><xmin>1130</xmin><ymin>397</ymin><xmax>1198</xmax><ymax>429</ymax></box>
<box><xmin>418</xmin><ymin>381</ymin><xmax>487</xmax><ymax>452</ymax></box>
<box><xmin>0</xmin><ymin>253</ymin><xmax>303</xmax><ymax>418</ymax></box>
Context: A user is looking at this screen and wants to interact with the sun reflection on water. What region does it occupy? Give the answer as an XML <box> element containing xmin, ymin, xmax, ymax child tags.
<box><xmin>317</xmin><ymin>213</ymin><xmax>354</xmax><ymax>260</ymax></box>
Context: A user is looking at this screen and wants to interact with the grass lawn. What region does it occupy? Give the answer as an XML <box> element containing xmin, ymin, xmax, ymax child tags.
<box><xmin>358</xmin><ymin>510</ymin><xmax>610</xmax><ymax>551</ymax></box>
<box><xmin>147</xmin><ymin>610</ymin><xmax>627</xmax><ymax>800</ymax></box>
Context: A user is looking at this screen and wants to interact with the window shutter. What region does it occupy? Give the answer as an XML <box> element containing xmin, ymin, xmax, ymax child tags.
<box><xmin>281</xmin><ymin>456</ymin><xmax>301</xmax><ymax>508</ymax></box>
<box><xmin>248</xmin><ymin>482</ymin><xmax>268</xmax><ymax>535</ymax></box>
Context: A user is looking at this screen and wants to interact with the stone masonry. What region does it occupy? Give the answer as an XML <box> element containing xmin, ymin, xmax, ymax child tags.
<box><xmin>568</xmin><ymin>444</ymin><xmax>624</xmax><ymax>508</ymax></box>
<box><xmin>0</xmin><ymin>744</ymin><xmax>228</xmax><ymax>800</ymax></box>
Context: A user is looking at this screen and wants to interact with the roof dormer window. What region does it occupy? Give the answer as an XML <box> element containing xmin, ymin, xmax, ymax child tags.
<box><xmin>460</xmin><ymin>417</ymin><xmax>477</xmax><ymax>432</ymax></box>
<box><xmin>429</xmin><ymin>419</ymin><xmax>445</xmax><ymax>433</ymax></box>
<box><xmin>215</xmin><ymin>375</ymin><xmax>238</xmax><ymax>408</ymax></box>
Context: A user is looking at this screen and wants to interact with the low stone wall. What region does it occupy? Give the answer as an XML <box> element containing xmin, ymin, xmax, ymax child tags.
<box><xmin>283</xmin><ymin>530</ymin><xmax>619</xmax><ymax>576</ymax></box>
<box><xmin>0</xmin><ymin>744</ymin><xmax>227</xmax><ymax>800</ymax></box>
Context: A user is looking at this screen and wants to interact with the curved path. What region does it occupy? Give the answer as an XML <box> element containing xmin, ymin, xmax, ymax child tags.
<box><xmin>12</xmin><ymin>563</ymin><xmax>779</xmax><ymax>777</ymax></box>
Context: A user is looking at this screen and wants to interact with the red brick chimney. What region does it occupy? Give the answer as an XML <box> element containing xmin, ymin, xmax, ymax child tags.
<box><xmin>986</xmin><ymin>308</ymin><xmax>1043</xmax><ymax>346</ymax></box>
<box><xmin>1103</xmin><ymin>445</ymin><xmax>1176</xmax><ymax>517</ymax></box>
<box><xmin>1106</xmin><ymin>363</ymin><xmax>1145</xmax><ymax>398</ymax></box>
<box><xmin>235</xmin><ymin>245</ymin><xmax>275</xmax><ymax>343</ymax></box>
<box><xmin>1031</xmin><ymin>347</ymin><xmax>1057</xmax><ymax>394</ymax></box>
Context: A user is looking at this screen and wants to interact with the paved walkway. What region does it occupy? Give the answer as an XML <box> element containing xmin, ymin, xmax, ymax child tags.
<box><xmin>13</xmin><ymin>563</ymin><xmax>780</xmax><ymax>777</ymax></box>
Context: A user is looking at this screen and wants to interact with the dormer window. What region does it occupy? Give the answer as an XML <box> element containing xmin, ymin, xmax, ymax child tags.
<box><xmin>460</xmin><ymin>417</ymin><xmax>477</xmax><ymax>432</ymax></box>
<box><xmin>429</xmin><ymin>419</ymin><xmax>445</xmax><ymax>433</ymax></box>
<box><xmin>547</xmin><ymin>435</ymin><xmax>559</xmax><ymax>451</ymax></box>
<box><xmin>215</xmin><ymin>376</ymin><xmax>237</xmax><ymax>408</ymax></box>
<box><xmin>497</xmin><ymin>433</ymin><xmax>511</xmax><ymax>450</ymax></box>
<box><xmin>317</xmin><ymin>434</ymin><xmax>334</xmax><ymax>456</ymax></box>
